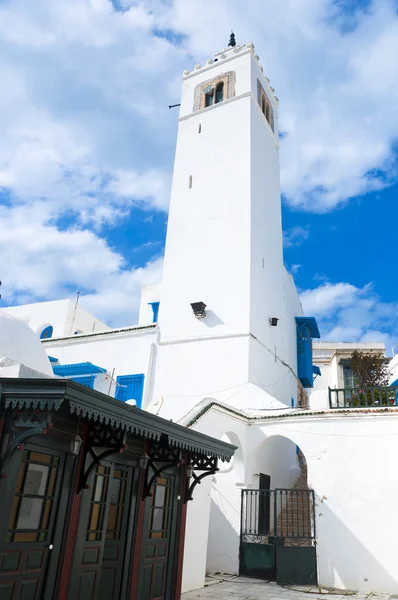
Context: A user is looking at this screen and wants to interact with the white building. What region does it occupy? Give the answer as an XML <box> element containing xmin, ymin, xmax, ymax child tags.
<box><xmin>2</xmin><ymin>297</ymin><xmax>109</xmax><ymax>339</ymax></box>
<box><xmin>3</xmin><ymin>37</ymin><xmax>398</xmax><ymax>596</ymax></box>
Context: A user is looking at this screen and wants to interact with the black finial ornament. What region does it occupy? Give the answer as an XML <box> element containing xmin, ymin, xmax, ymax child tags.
<box><xmin>228</xmin><ymin>31</ymin><xmax>236</xmax><ymax>47</ymax></box>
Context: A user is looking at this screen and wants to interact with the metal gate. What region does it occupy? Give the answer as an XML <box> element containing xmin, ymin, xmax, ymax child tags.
<box><xmin>240</xmin><ymin>488</ymin><xmax>317</xmax><ymax>585</ymax></box>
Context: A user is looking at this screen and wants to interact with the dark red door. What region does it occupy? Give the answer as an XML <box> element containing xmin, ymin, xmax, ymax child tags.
<box><xmin>0</xmin><ymin>444</ymin><xmax>67</xmax><ymax>600</ymax></box>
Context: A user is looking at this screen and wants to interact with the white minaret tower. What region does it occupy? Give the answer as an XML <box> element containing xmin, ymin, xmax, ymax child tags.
<box><xmin>154</xmin><ymin>35</ymin><xmax>303</xmax><ymax>421</ymax></box>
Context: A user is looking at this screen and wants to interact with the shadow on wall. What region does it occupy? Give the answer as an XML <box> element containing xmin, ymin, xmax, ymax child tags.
<box><xmin>206</xmin><ymin>493</ymin><xmax>240</xmax><ymax>576</ymax></box>
<box><xmin>202</xmin><ymin>310</ymin><xmax>225</xmax><ymax>328</ymax></box>
<box><xmin>315</xmin><ymin>493</ymin><xmax>398</xmax><ymax>594</ymax></box>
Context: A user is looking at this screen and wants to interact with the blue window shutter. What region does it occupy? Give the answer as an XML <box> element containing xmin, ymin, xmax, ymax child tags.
<box><xmin>296</xmin><ymin>325</ymin><xmax>313</xmax><ymax>388</ymax></box>
<box><xmin>148</xmin><ymin>302</ymin><xmax>160</xmax><ymax>323</ymax></box>
<box><xmin>71</xmin><ymin>375</ymin><xmax>95</xmax><ymax>389</ymax></box>
<box><xmin>116</xmin><ymin>374</ymin><xmax>145</xmax><ymax>408</ymax></box>
<box><xmin>40</xmin><ymin>325</ymin><xmax>53</xmax><ymax>339</ymax></box>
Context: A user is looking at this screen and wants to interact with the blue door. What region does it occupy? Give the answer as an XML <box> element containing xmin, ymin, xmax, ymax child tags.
<box><xmin>115</xmin><ymin>374</ymin><xmax>144</xmax><ymax>408</ymax></box>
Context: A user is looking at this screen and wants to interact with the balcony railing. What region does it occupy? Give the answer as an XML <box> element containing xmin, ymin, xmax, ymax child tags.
<box><xmin>329</xmin><ymin>386</ymin><xmax>398</xmax><ymax>409</ymax></box>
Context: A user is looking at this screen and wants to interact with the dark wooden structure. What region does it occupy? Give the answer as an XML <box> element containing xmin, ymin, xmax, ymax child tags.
<box><xmin>0</xmin><ymin>378</ymin><xmax>235</xmax><ymax>600</ymax></box>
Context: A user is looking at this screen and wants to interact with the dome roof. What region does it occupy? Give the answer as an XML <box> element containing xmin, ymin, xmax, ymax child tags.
<box><xmin>0</xmin><ymin>309</ymin><xmax>53</xmax><ymax>376</ymax></box>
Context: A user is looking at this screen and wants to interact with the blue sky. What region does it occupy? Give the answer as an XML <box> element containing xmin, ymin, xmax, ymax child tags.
<box><xmin>0</xmin><ymin>0</ymin><xmax>398</xmax><ymax>351</ymax></box>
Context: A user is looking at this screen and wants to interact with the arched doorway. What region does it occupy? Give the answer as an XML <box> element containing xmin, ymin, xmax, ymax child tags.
<box><xmin>240</xmin><ymin>436</ymin><xmax>316</xmax><ymax>585</ymax></box>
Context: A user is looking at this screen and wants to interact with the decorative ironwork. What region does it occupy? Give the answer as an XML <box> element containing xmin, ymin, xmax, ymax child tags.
<box><xmin>240</xmin><ymin>488</ymin><xmax>316</xmax><ymax>547</ymax></box>
<box><xmin>149</xmin><ymin>439</ymin><xmax>181</xmax><ymax>462</ymax></box>
<box><xmin>189</xmin><ymin>454</ymin><xmax>217</xmax><ymax>471</ymax></box>
<box><xmin>0</xmin><ymin>379</ymin><xmax>236</xmax><ymax>462</ymax></box>
<box><xmin>186</xmin><ymin>454</ymin><xmax>218</xmax><ymax>502</ymax></box>
<box><xmin>0</xmin><ymin>410</ymin><xmax>51</xmax><ymax>476</ymax></box>
<box><xmin>77</xmin><ymin>424</ymin><xmax>127</xmax><ymax>494</ymax></box>
<box><xmin>329</xmin><ymin>386</ymin><xmax>398</xmax><ymax>409</ymax></box>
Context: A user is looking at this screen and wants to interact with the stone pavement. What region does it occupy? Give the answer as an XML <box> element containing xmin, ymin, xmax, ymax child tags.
<box><xmin>182</xmin><ymin>575</ymin><xmax>391</xmax><ymax>600</ymax></box>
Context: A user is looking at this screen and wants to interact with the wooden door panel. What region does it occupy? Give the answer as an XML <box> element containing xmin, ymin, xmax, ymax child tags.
<box><xmin>70</xmin><ymin>462</ymin><xmax>135</xmax><ymax>600</ymax></box>
<box><xmin>137</xmin><ymin>472</ymin><xmax>180</xmax><ymax>600</ymax></box>
<box><xmin>0</xmin><ymin>445</ymin><xmax>67</xmax><ymax>600</ymax></box>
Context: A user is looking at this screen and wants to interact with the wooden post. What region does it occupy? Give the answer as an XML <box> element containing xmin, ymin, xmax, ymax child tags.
<box><xmin>57</xmin><ymin>421</ymin><xmax>89</xmax><ymax>600</ymax></box>
<box><xmin>129</xmin><ymin>441</ymin><xmax>149</xmax><ymax>600</ymax></box>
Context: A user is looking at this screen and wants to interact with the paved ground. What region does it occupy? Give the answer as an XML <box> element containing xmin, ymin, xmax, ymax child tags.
<box><xmin>182</xmin><ymin>575</ymin><xmax>391</xmax><ymax>600</ymax></box>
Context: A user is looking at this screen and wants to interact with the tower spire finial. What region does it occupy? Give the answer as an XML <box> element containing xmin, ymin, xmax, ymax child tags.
<box><xmin>228</xmin><ymin>31</ymin><xmax>236</xmax><ymax>48</ymax></box>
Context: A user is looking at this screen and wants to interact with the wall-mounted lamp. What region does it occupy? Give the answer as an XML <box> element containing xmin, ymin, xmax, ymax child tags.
<box><xmin>269</xmin><ymin>317</ymin><xmax>279</xmax><ymax>326</ymax></box>
<box><xmin>139</xmin><ymin>454</ymin><xmax>150</xmax><ymax>470</ymax></box>
<box><xmin>190</xmin><ymin>302</ymin><xmax>207</xmax><ymax>319</ymax></box>
<box><xmin>70</xmin><ymin>434</ymin><xmax>83</xmax><ymax>456</ymax></box>
<box><xmin>186</xmin><ymin>465</ymin><xmax>194</xmax><ymax>479</ymax></box>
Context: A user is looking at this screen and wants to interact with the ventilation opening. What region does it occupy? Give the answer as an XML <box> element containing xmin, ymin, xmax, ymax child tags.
<box><xmin>188</xmin><ymin>175</ymin><xmax>193</xmax><ymax>189</ymax></box>
<box><xmin>198</xmin><ymin>124</ymin><xmax>202</xmax><ymax>134</ymax></box>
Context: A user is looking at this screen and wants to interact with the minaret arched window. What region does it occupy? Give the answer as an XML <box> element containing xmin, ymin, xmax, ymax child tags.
<box><xmin>215</xmin><ymin>82</ymin><xmax>224</xmax><ymax>104</ymax></box>
<box><xmin>265</xmin><ymin>103</ymin><xmax>271</xmax><ymax>124</ymax></box>
<box><xmin>204</xmin><ymin>86</ymin><xmax>214</xmax><ymax>107</ymax></box>
<box><xmin>259</xmin><ymin>88</ymin><xmax>274</xmax><ymax>132</ymax></box>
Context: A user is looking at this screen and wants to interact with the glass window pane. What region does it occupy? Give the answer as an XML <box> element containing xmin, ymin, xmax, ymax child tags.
<box><xmin>107</xmin><ymin>505</ymin><xmax>118</xmax><ymax>532</ymax></box>
<box><xmin>17</xmin><ymin>498</ymin><xmax>44</xmax><ymax>530</ymax></box>
<box><xmin>94</xmin><ymin>476</ymin><xmax>105</xmax><ymax>502</ymax></box>
<box><xmin>89</xmin><ymin>503</ymin><xmax>101</xmax><ymax>532</ymax></box>
<box><xmin>109</xmin><ymin>479</ymin><xmax>121</xmax><ymax>505</ymax></box>
<box><xmin>151</xmin><ymin>508</ymin><xmax>163</xmax><ymax>531</ymax></box>
<box><xmin>154</xmin><ymin>485</ymin><xmax>166</xmax><ymax>507</ymax></box>
<box><xmin>215</xmin><ymin>83</ymin><xmax>224</xmax><ymax>103</ymax></box>
<box><xmin>24</xmin><ymin>464</ymin><xmax>49</xmax><ymax>496</ymax></box>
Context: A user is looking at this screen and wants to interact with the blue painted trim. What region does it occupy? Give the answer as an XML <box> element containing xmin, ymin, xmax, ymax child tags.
<box><xmin>48</xmin><ymin>356</ymin><xmax>58</xmax><ymax>363</ymax></box>
<box><xmin>40</xmin><ymin>325</ymin><xmax>53</xmax><ymax>340</ymax></box>
<box><xmin>115</xmin><ymin>374</ymin><xmax>145</xmax><ymax>408</ymax></box>
<box><xmin>53</xmin><ymin>362</ymin><xmax>106</xmax><ymax>376</ymax></box>
<box><xmin>148</xmin><ymin>302</ymin><xmax>160</xmax><ymax>323</ymax></box>
<box><xmin>390</xmin><ymin>379</ymin><xmax>398</xmax><ymax>387</ymax></box>
<box><xmin>313</xmin><ymin>365</ymin><xmax>321</xmax><ymax>376</ymax></box>
<box><xmin>295</xmin><ymin>317</ymin><xmax>320</xmax><ymax>339</ymax></box>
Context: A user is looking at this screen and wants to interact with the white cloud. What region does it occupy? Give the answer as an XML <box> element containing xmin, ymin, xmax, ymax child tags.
<box><xmin>290</xmin><ymin>264</ymin><xmax>301</xmax><ymax>276</ymax></box>
<box><xmin>0</xmin><ymin>203</ymin><xmax>163</xmax><ymax>326</ymax></box>
<box><xmin>152</xmin><ymin>0</ymin><xmax>398</xmax><ymax>212</ymax></box>
<box><xmin>1</xmin><ymin>0</ymin><xmax>398</xmax><ymax>324</ymax></box>
<box><xmin>283</xmin><ymin>226</ymin><xmax>310</xmax><ymax>248</ymax></box>
<box><xmin>300</xmin><ymin>282</ymin><xmax>398</xmax><ymax>352</ymax></box>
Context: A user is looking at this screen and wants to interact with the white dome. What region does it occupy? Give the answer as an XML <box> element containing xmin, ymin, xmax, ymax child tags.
<box><xmin>0</xmin><ymin>309</ymin><xmax>53</xmax><ymax>376</ymax></box>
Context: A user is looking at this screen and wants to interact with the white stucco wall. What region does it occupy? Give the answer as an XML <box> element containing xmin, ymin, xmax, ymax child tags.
<box><xmin>138</xmin><ymin>284</ymin><xmax>161</xmax><ymax>326</ymax></box>
<box><xmin>182</xmin><ymin>405</ymin><xmax>398</xmax><ymax>595</ymax></box>
<box><xmin>256</xmin><ymin>413</ymin><xmax>398</xmax><ymax>594</ymax></box>
<box><xmin>42</xmin><ymin>327</ymin><xmax>157</xmax><ymax>404</ymax></box>
<box><xmin>181</xmin><ymin>408</ymin><xmax>249</xmax><ymax>589</ymax></box>
<box><xmin>0</xmin><ymin>310</ymin><xmax>53</xmax><ymax>375</ymax></box>
<box><xmin>155</xmin><ymin>47</ymin><xmax>303</xmax><ymax>421</ymax></box>
<box><xmin>3</xmin><ymin>298</ymin><xmax>110</xmax><ymax>338</ymax></box>
<box><xmin>182</xmin><ymin>477</ymin><xmax>213</xmax><ymax>593</ymax></box>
